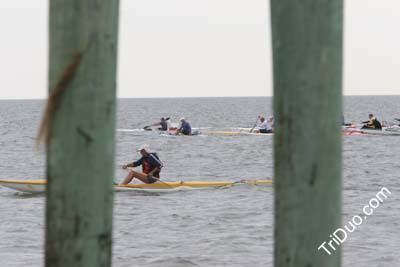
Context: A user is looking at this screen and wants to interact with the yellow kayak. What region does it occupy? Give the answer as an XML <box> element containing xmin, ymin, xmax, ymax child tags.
<box><xmin>0</xmin><ymin>179</ymin><xmax>272</xmax><ymax>193</ymax></box>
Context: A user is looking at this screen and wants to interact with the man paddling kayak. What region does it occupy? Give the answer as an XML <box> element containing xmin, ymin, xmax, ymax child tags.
<box><xmin>144</xmin><ymin>117</ymin><xmax>170</xmax><ymax>131</ymax></box>
<box><xmin>175</xmin><ymin>117</ymin><xmax>192</xmax><ymax>135</ymax></box>
<box><xmin>120</xmin><ymin>144</ymin><xmax>163</xmax><ymax>184</ymax></box>
<box><xmin>255</xmin><ymin>116</ymin><xmax>274</xmax><ymax>133</ymax></box>
<box><xmin>361</xmin><ymin>114</ymin><xmax>382</xmax><ymax>129</ymax></box>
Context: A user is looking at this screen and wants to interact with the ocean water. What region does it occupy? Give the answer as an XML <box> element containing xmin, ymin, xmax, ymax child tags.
<box><xmin>0</xmin><ymin>96</ymin><xmax>399</xmax><ymax>266</ymax></box>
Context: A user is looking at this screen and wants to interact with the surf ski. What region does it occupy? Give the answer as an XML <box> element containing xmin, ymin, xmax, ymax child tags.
<box><xmin>0</xmin><ymin>179</ymin><xmax>272</xmax><ymax>194</ymax></box>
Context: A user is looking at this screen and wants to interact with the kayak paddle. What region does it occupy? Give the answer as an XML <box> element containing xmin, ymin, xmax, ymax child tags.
<box><xmin>249</xmin><ymin>116</ymin><xmax>260</xmax><ymax>133</ymax></box>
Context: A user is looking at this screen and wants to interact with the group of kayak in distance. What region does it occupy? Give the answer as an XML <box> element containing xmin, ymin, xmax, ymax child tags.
<box><xmin>142</xmin><ymin>115</ymin><xmax>275</xmax><ymax>135</ymax></box>
<box><xmin>141</xmin><ymin>113</ymin><xmax>399</xmax><ymax>136</ymax></box>
<box><xmin>143</xmin><ymin>113</ymin><xmax>400</xmax><ymax>135</ymax></box>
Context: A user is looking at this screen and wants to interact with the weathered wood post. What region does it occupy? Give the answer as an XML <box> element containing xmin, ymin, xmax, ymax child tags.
<box><xmin>44</xmin><ymin>1</ymin><xmax>119</xmax><ymax>266</ymax></box>
<box><xmin>271</xmin><ymin>1</ymin><xmax>343</xmax><ymax>266</ymax></box>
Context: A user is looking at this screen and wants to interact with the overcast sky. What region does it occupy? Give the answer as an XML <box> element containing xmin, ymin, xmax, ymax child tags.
<box><xmin>0</xmin><ymin>0</ymin><xmax>399</xmax><ymax>99</ymax></box>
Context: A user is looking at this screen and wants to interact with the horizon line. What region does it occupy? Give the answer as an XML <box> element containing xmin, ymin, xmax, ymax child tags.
<box><xmin>0</xmin><ymin>94</ymin><xmax>399</xmax><ymax>100</ymax></box>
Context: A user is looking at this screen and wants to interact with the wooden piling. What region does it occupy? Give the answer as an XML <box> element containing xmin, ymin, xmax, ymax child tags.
<box><xmin>45</xmin><ymin>1</ymin><xmax>119</xmax><ymax>266</ymax></box>
<box><xmin>271</xmin><ymin>1</ymin><xmax>343</xmax><ymax>266</ymax></box>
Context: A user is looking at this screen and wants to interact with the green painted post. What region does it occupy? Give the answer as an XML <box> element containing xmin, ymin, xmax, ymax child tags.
<box><xmin>271</xmin><ymin>1</ymin><xmax>343</xmax><ymax>266</ymax></box>
<box><xmin>45</xmin><ymin>1</ymin><xmax>119</xmax><ymax>266</ymax></box>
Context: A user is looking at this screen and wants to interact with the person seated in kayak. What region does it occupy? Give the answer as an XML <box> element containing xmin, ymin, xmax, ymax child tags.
<box><xmin>144</xmin><ymin>117</ymin><xmax>169</xmax><ymax>131</ymax></box>
<box><xmin>361</xmin><ymin>114</ymin><xmax>382</xmax><ymax>129</ymax></box>
<box><xmin>120</xmin><ymin>144</ymin><xmax>163</xmax><ymax>184</ymax></box>
<box><xmin>175</xmin><ymin>117</ymin><xmax>192</xmax><ymax>135</ymax></box>
<box><xmin>255</xmin><ymin>116</ymin><xmax>274</xmax><ymax>133</ymax></box>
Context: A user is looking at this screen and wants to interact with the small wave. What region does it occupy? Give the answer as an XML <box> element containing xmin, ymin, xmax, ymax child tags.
<box><xmin>149</xmin><ymin>257</ymin><xmax>200</xmax><ymax>267</ymax></box>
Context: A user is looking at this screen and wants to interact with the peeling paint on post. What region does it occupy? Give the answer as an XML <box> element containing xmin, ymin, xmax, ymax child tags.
<box><xmin>271</xmin><ymin>1</ymin><xmax>343</xmax><ymax>266</ymax></box>
<box><xmin>45</xmin><ymin>1</ymin><xmax>119</xmax><ymax>266</ymax></box>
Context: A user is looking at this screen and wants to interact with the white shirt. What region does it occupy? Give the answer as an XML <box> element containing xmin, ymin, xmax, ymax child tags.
<box><xmin>260</xmin><ymin>120</ymin><xmax>273</xmax><ymax>131</ymax></box>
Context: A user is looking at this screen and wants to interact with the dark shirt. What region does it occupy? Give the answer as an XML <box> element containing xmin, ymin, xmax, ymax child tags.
<box><xmin>159</xmin><ymin>120</ymin><xmax>168</xmax><ymax>131</ymax></box>
<box><xmin>373</xmin><ymin>119</ymin><xmax>382</xmax><ymax>129</ymax></box>
<box><xmin>133</xmin><ymin>153</ymin><xmax>163</xmax><ymax>177</ymax></box>
<box><xmin>179</xmin><ymin>121</ymin><xmax>191</xmax><ymax>134</ymax></box>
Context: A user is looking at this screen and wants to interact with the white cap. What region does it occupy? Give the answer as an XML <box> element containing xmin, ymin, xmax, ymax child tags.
<box><xmin>180</xmin><ymin>117</ymin><xmax>185</xmax><ymax>121</ymax></box>
<box><xmin>137</xmin><ymin>144</ymin><xmax>151</xmax><ymax>153</ymax></box>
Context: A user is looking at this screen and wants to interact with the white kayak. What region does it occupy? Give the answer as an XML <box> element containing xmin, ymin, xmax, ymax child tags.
<box><xmin>159</xmin><ymin>128</ymin><xmax>202</xmax><ymax>136</ymax></box>
<box><xmin>117</xmin><ymin>127</ymin><xmax>201</xmax><ymax>136</ymax></box>
<box><xmin>116</xmin><ymin>127</ymin><xmax>178</xmax><ymax>133</ymax></box>
<box><xmin>0</xmin><ymin>179</ymin><xmax>272</xmax><ymax>194</ymax></box>
<box><xmin>202</xmin><ymin>128</ymin><xmax>273</xmax><ymax>136</ymax></box>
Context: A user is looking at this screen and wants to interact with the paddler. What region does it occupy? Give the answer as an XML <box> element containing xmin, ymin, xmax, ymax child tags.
<box><xmin>255</xmin><ymin>116</ymin><xmax>274</xmax><ymax>133</ymax></box>
<box><xmin>361</xmin><ymin>114</ymin><xmax>382</xmax><ymax>129</ymax></box>
<box><xmin>120</xmin><ymin>144</ymin><xmax>163</xmax><ymax>184</ymax></box>
<box><xmin>144</xmin><ymin>117</ymin><xmax>170</xmax><ymax>131</ymax></box>
<box><xmin>175</xmin><ymin>117</ymin><xmax>192</xmax><ymax>135</ymax></box>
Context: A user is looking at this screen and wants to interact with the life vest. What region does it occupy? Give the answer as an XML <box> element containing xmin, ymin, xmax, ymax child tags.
<box><xmin>367</xmin><ymin>118</ymin><xmax>375</xmax><ymax>128</ymax></box>
<box><xmin>142</xmin><ymin>153</ymin><xmax>163</xmax><ymax>177</ymax></box>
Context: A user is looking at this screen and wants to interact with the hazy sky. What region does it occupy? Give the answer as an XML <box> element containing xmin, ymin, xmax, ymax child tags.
<box><xmin>0</xmin><ymin>0</ymin><xmax>399</xmax><ymax>99</ymax></box>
